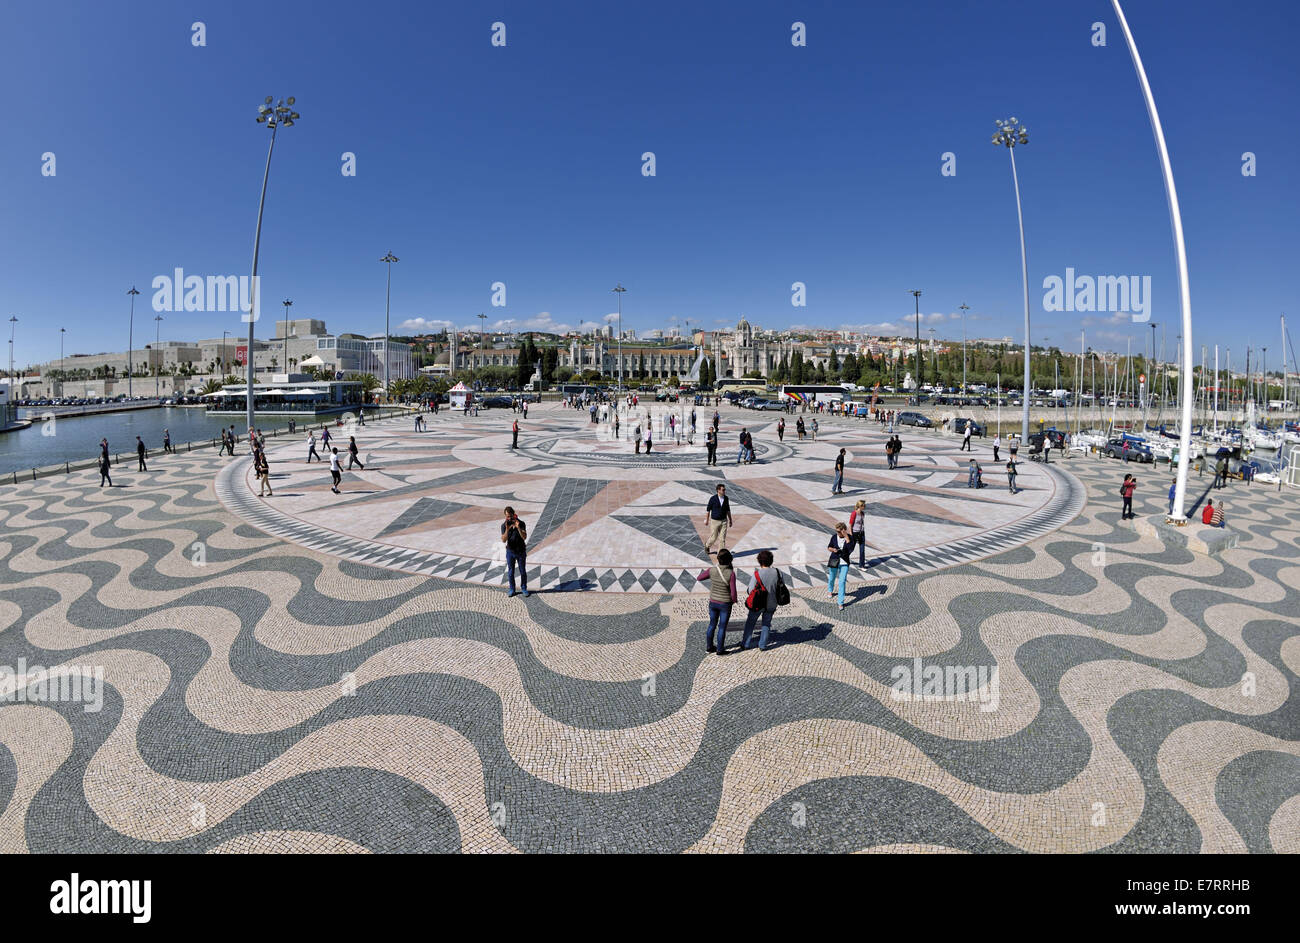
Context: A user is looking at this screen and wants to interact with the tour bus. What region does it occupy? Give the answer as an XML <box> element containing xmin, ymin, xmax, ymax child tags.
<box><xmin>779</xmin><ymin>384</ymin><xmax>850</xmax><ymax>406</ymax></box>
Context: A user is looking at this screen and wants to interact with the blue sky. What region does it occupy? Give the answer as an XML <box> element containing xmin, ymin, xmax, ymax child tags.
<box><xmin>2</xmin><ymin>0</ymin><xmax>1297</xmax><ymax>368</ymax></box>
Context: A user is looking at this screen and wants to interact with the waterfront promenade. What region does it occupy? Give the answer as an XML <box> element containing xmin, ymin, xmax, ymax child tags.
<box><xmin>0</xmin><ymin>404</ymin><xmax>1296</xmax><ymax>852</ymax></box>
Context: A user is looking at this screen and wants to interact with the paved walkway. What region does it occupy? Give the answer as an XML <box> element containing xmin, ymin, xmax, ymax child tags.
<box><xmin>0</xmin><ymin>409</ymin><xmax>1296</xmax><ymax>852</ymax></box>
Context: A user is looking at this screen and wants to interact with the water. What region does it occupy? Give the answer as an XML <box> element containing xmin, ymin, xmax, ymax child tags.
<box><xmin>0</xmin><ymin>407</ymin><xmax>301</xmax><ymax>476</ymax></box>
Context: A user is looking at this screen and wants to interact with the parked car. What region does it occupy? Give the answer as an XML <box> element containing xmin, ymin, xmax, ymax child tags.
<box><xmin>1101</xmin><ymin>436</ymin><xmax>1153</xmax><ymax>462</ymax></box>
<box><xmin>481</xmin><ymin>396</ymin><xmax>514</xmax><ymax>409</ymax></box>
<box><xmin>897</xmin><ymin>411</ymin><xmax>932</xmax><ymax>428</ymax></box>
<box><xmin>952</xmin><ymin>418</ymin><xmax>985</xmax><ymax>437</ymax></box>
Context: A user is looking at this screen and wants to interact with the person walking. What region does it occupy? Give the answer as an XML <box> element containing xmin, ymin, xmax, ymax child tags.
<box><xmin>849</xmin><ymin>499</ymin><xmax>868</xmax><ymax>567</ymax></box>
<box><xmin>884</xmin><ymin>436</ymin><xmax>895</xmax><ymax>470</ymax></box>
<box><xmin>643</xmin><ymin>423</ymin><xmax>653</xmax><ymax>455</ymax></box>
<box><xmin>992</xmin><ymin>433</ymin><xmax>1001</xmax><ymax>463</ymax></box>
<box><xmin>1009</xmin><ymin>434</ymin><xmax>1019</xmax><ymax>461</ymax></box>
<box><xmin>777</xmin><ymin>417</ymin><xmax>785</xmax><ymax>442</ymax></box>
<box><xmin>511</xmin><ymin>418</ymin><xmax>520</xmax><ymax>450</ymax></box>
<box><xmin>703</xmin><ymin>483</ymin><xmax>733</xmax><ymax>554</ymax></box>
<box><xmin>501</xmin><ymin>506</ymin><xmax>530</xmax><ymax>597</ymax></box>
<box><xmin>811</xmin><ymin>417</ymin><xmax>819</xmax><ymax>442</ymax></box>
<box><xmin>1215</xmin><ymin>457</ymin><xmax>1229</xmax><ymax>489</ymax></box>
<box><xmin>705</xmin><ymin>426</ymin><xmax>717</xmax><ymax>466</ymax></box>
<box><xmin>163</xmin><ymin>429</ymin><xmax>172</xmax><ymax>454</ymax></box>
<box><xmin>136</xmin><ymin>436</ymin><xmax>148</xmax><ymax>472</ymax></box>
<box><xmin>256</xmin><ymin>448</ymin><xmax>273</xmax><ymax>497</ymax></box>
<box><xmin>329</xmin><ymin>448</ymin><xmax>342</xmax><ymax>493</ymax></box>
<box><xmin>737</xmin><ymin>428</ymin><xmax>749</xmax><ymax>465</ymax></box>
<box><xmin>218</xmin><ymin>428</ymin><xmax>230</xmax><ymax>456</ymax></box>
<box><xmin>307</xmin><ymin>431</ymin><xmax>321</xmax><ymax>463</ymax></box>
<box><xmin>1006</xmin><ymin>459</ymin><xmax>1018</xmax><ymax>494</ymax></box>
<box><xmin>961</xmin><ymin>423</ymin><xmax>973</xmax><ymax>451</ymax></box>
<box><xmin>634</xmin><ymin>422</ymin><xmax>642</xmax><ymax>454</ymax></box>
<box><xmin>967</xmin><ymin>459</ymin><xmax>979</xmax><ymax>488</ymax></box>
<box><xmin>697</xmin><ymin>548</ymin><xmax>737</xmax><ymax>654</ymax></box>
<box><xmin>98</xmin><ymin>442</ymin><xmax>112</xmax><ymax>488</ymax></box>
<box><xmin>796</xmin><ymin>417</ymin><xmax>806</xmax><ymax>441</ymax></box>
<box><xmin>826</xmin><ymin>523</ymin><xmax>853</xmax><ymax>610</ymax></box>
<box><xmin>321</xmin><ymin>426</ymin><xmax>331</xmax><ymax>449</ymax></box>
<box><xmin>1120</xmin><ymin>473</ymin><xmax>1137</xmax><ymax>520</ymax></box>
<box><xmin>832</xmin><ymin>448</ymin><xmax>846</xmax><ymax>495</ymax></box>
<box><xmin>741</xmin><ymin>549</ymin><xmax>784</xmax><ymax>652</ymax></box>
<box><xmin>1168</xmin><ymin>479</ymin><xmax>1177</xmax><ymax>516</ymax></box>
<box><xmin>347</xmin><ymin>435</ymin><xmax>364</xmax><ymax>470</ymax></box>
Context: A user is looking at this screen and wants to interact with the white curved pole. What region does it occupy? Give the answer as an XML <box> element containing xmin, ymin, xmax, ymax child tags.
<box><xmin>1112</xmin><ymin>0</ymin><xmax>1193</xmax><ymax>519</ymax></box>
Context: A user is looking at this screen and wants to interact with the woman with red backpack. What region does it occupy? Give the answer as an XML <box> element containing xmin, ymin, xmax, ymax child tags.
<box><xmin>741</xmin><ymin>549</ymin><xmax>787</xmax><ymax>652</ymax></box>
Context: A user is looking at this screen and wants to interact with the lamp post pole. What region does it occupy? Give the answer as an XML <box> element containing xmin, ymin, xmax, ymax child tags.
<box><xmin>127</xmin><ymin>286</ymin><xmax>139</xmax><ymax>399</ymax></box>
<box><xmin>154</xmin><ymin>315</ymin><xmax>163</xmax><ymax>398</ymax></box>
<box><xmin>381</xmin><ymin>253</ymin><xmax>399</xmax><ymax>399</ymax></box>
<box><xmin>477</xmin><ymin>313</ymin><xmax>487</xmax><ymax>385</ymax></box>
<box><xmin>247</xmin><ymin>95</ymin><xmax>301</xmax><ymax>432</ymax></box>
<box><xmin>959</xmin><ymin>303</ymin><xmax>969</xmax><ymax>396</ymax></box>
<box><xmin>612</xmin><ymin>284</ymin><xmax>626</xmax><ymax>392</ymax></box>
<box><xmin>991</xmin><ymin>117</ymin><xmax>1032</xmax><ymax>447</ymax></box>
<box><xmin>908</xmin><ymin>290</ymin><xmax>922</xmax><ymax>392</ymax></box>
<box><xmin>6</xmin><ymin>317</ymin><xmax>14</xmax><ymax>385</ymax></box>
<box><xmin>59</xmin><ymin>326</ymin><xmax>65</xmax><ymax>397</ymax></box>
<box><xmin>281</xmin><ymin>299</ymin><xmax>293</xmax><ymax>376</ymax></box>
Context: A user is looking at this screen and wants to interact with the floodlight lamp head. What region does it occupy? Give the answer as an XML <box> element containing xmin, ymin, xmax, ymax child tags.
<box><xmin>264</xmin><ymin>96</ymin><xmax>273</xmax><ymax>105</ymax></box>
<box><xmin>287</xmin><ymin>96</ymin><xmax>296</xmax><ymax>105</ymax></box>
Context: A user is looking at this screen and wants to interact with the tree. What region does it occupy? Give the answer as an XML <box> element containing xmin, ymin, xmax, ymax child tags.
<box><xmin>829</xmin><ymin>349</ymin><xmax>840</xmax><ymax>374</ymax></box>
<box><xmin>841</xmin><ymin>352</ymin><xmax>859</xmax><ymax>383</ymax></box>
<box><xmin>638</xmin><ymin>353</ymin><xmax>646</xmax><ymax>379</ymax></box>
<box><xmin>554</xmin><ymin>366</ymin><xmax>575</xmax><ymax>383</ymax></box>
<box><xmin>350</xmin><ymin>372</ymin><xmax>380</xmax><ymax>394</ymax></box>
<box><xmin>791</xmin><ymin>351</ymin><xmax>805</xmax><ymax>384</ymax></box>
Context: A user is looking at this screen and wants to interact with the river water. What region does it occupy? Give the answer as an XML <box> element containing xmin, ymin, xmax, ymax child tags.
<box><xmin>0</xmin><ymin>407</ymin><xmax>302</xmax><ymax>476</ymax></box>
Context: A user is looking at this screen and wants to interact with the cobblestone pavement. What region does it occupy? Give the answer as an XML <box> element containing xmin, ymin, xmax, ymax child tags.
<box><xmin>0</xmin><ymin>407</ymin><xmax>1296</xmax><ymax>853</ymax></box>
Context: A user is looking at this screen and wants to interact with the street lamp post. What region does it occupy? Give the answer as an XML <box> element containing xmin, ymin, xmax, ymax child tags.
<box><xmin>958</xmin><ymin>303</ymin><xmax>969</xmax><ymax>396</ymax></box>
<box><xmin>1112</xmin><ymin>0</ymin><xmax>1194</xmax><ymax>519</ymax></box>
<box><xmin>59</xmin><ymin>326</ymin><xmax>65</xmax><ymax>398</ymax></box>
<box><xmin>127</xmin><ymin>286</ymin><xmax>139</xmax><ymax>399</ymax></box>
<box><xmin>380</xmin><ymin>253</ymin><xmax>399</xmax><ymax>399</ymax></box>
<box><xmin>247</xmin><ymin>95</ymin><xmax>301</xmax><ymax>432</ymax></box>
<box><xmin>991</xmin><ymin>116</ymin><xmax>1032</xmax><ymax>447</ymax></box>
<box><xmin>477</xmin><ymin>313</ymin><xmax>487</xmax><ymax>385</ymax></box>
<box><xmin>612</xmin><ymin>284</ymin><xmax>626</xmax><ymax>392</ymax></box>
<box><xmin>1261</xmin><ymin>347</ymin><xmax>1267</xmax><ymax>407</ymax></box>
<box><xmin>154</xmin><ymin>315</ymin><xmax>163</xmax><ymax>398</ymax></box>
<box><xmin>908</xmin><ymin>290</ymin><xmax>922</xmax><ymax>391</ymax></box>
<box><xmin>281</xmin><ymin>299</ymin><xmax>293</xmax><ymax>376</ymax></box>
<box><xmin>8</xmin><ymin>316</ymin><xmax>17</xmax><ymax>384</ymax></box>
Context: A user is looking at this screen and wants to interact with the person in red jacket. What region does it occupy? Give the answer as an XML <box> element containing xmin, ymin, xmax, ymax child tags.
<box><xmin>1120</xmin><ymin>474</ymin><xmax>1137</xmax><ymax>520</ymax></box>
<box><xmin>1202</xmin><ymin>499</ymin><xmax>1225</xmax><ymax>527</ymax></box>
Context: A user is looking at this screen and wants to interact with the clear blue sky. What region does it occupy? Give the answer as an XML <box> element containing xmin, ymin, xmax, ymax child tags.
<box><xmin>2</xmin><ymin>0</ymin><xmax>1296</xmax><ymax>368</ymax></box>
